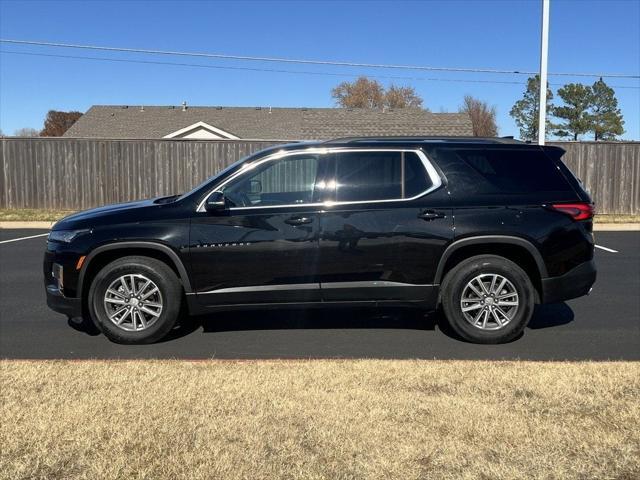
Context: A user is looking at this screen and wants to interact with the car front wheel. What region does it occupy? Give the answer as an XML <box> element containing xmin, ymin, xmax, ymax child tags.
<box><xmin>440</xmin><ymin>254</ymin><xmax>535</xmax><ymax>344</ymax></box>
<box><xmin>88</xmin><ymin>256</ymin><xmax>182</xmax><ymax>344</ymax></box>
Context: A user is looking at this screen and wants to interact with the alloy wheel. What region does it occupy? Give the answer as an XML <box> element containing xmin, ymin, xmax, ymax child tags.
<box><xmin>460</xmin><ymin>273</ymin><xmax>519</xmax><ymax>331</ymax></box>
<box><xmin>103</xmin><ymin>274</ymin><xmax>163</xmax><ymax>332</ymax></box>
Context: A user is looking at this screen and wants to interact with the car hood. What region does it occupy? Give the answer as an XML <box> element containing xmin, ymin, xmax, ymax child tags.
<box><xmin>52</xmin><ymin>198</ymin><xmax>161</xmax><ymax>230</ymax></box>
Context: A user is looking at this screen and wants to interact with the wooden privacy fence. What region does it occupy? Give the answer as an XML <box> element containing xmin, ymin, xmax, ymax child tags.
<box><xmin>548</xmin><ymin>141</ymin><xmax>640</xmax><ymax>215</ymax></box>
<box><xmin>0</xmin><ymin>138</ymin><xmax>282</xmax><ymax>211</ymax></box>
<box><xmin>0</xmin><ymin>137</ymin><xmax>638</xmax><ymax>214</ymax></box>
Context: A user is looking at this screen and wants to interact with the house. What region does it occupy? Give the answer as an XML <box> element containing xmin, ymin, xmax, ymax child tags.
<box><xmin>64</xmin><ymin>104</ymin><xmax>473</xmax><ymax>140</ymax></box>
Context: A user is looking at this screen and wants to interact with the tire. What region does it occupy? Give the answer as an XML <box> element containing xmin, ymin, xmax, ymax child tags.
<box><xmin>440</xmin><ymin>255</ymin><xmax>535</xmax><ymax>344</ymax></box>
<box><xmin>88</xmin><ymin>256</ymin><xmax>182</xmax><ymax>344</ymax></box>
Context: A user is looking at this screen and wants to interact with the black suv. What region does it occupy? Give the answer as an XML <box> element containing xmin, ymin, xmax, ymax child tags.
<box><xmin>44</xmin><ymin>137</ymin><xmax>596</xmax><ymax>344</ymax></box>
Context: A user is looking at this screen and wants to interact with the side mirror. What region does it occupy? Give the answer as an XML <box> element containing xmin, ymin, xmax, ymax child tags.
<box><xmin>204</xmin><ymin>191</ymin><xmax>227</xmax><ymax>213</ymax></box>
<box><xmin>249</xmin><ymin>180</ymin><xmax>262</xmax><ymax>195</ymax></box>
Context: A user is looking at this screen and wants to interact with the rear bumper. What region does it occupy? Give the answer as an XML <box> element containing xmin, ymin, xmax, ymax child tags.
<box><xmin>541</xmin><ymin>259</ymin><xmax>596</xmax><ymax>304</ymax></box>
<box><xmin>46</xmin><ymin>284</ymin><xmax>82</xmax><ymax>318</ymax></box>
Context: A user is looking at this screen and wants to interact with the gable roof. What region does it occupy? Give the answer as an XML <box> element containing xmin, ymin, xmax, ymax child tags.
<box><xmin>162</xmin><ymin>121</ymin><xmax>239</xmax><ymax>139</ymax></box>
<box><xmin>64</xmin><ymin>105</ymin><xmax>473</xmax><ymax>140</ymax></box>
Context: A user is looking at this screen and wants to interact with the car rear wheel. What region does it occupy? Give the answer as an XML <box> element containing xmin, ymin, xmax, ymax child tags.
<box><xmin>441</xmin><ymin>255</ymin><xmax>535</xmax><ymax>344</ymax></box>
<box><xmin>88</xmin><ymin>256</ymin><xmax>182</xmax><ymax>344</ymax></box>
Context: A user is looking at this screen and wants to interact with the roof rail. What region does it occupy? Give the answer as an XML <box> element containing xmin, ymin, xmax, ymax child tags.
<box><xmin>323</xmin><ymin>136</ymin><xmax>525</xmax><ymax>145</ymax></box>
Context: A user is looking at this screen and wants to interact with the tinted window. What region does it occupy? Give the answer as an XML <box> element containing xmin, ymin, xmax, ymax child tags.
<box><xmin>404</xmin><ymin>152</ymin><xmax>433</xmax><ymax>197</ymax></box>
<box><xmin>336</xmin><ymin>151</ymin><xmax>432</xmax><ymax>202</ymax></box>
<box><xmin>456</xmin><ymin>149</ymin><xmax>572</xmax><ymax>193</ymax></box>
<box><xmin>223</xmin><ymin>155</ymin><xmax>320</xmax><ymax>207</ymax></box>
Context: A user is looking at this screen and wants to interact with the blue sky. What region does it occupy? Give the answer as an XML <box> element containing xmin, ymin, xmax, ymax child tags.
<box><xmin>1</xmin><ymin>0</ymin><xmax>638</xmax><ymax>139</ymax></box>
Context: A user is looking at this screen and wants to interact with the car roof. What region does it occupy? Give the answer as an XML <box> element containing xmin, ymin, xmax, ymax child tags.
<box><xmin>259</xmin><ymin>136</ymin><xmax>554</xmax><ymax>157</ymax></box>
<box><xmin>321</xmin><ymin>136</ymin><xmax>528</xmax><ymax>146</ymax></box>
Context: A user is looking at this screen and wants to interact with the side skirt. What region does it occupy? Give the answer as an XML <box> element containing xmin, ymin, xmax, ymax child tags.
<box><xmin>186</xmin><ymin>297</ymin><xmax>437</xmax><ymax>316</ymax></box>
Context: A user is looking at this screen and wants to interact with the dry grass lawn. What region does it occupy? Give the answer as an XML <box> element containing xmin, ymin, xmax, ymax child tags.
<box><xmin>595</xmin><ymin>214</ymin><xmax>640</xmax><ymax>224</ymax></box>
<box><xmin>1</xmin><ymin>360</ymin><xmax>639</xmax><ymax>480</ymax></box>
<box><xmin>0</xmin><ymin>209</ymin><xmax>74</xmax><ymax>222</ymax></box>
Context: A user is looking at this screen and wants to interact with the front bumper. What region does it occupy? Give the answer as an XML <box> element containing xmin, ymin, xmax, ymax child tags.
<box><xmin>46</xmin><ymin>284</ymin><xmax>82</xmax><ymax>317</ymax></box>
<box><xmin>44</xmin><ymin>250</ymin><xmax>83</xmax><ymax>318</ymax></box>
<box><xmin>541</xmin><ymin>259</ymin><xmax>597</xmax><ymax>304</ymax></box>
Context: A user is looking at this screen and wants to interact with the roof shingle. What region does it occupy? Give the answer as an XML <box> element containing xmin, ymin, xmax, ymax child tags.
<box><xmin>64</xmin><ymin>105</ymin><xmax>473</xmax><ymax>139</ymax></box>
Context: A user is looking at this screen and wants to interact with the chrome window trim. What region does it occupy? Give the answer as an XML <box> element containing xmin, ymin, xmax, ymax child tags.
<box><xmin>196</xmin><ymin>147</ymin><xmax>443</xmax><ymax>212</ymax></box>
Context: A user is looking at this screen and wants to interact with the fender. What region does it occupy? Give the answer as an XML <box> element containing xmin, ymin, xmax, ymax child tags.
<box><xmin>77</xmin><ymin>241</ymin><xmax>193</xmax><ymax>296</ymax></box>
<box><xmin>434</xmin><ymin>235</ymin><xmax>548</xmax><ymax>284</ymax></box>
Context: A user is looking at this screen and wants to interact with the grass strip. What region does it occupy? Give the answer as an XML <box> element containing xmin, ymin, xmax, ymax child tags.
<box><xmin>1</xmin><ymin>208</ymin><xmax>639</xmax><ymax>223</ymax></box>
<box><xmin>0</xmin><ymin>209</ymin><xmax>74</xmax><ymax>222</ymax></box>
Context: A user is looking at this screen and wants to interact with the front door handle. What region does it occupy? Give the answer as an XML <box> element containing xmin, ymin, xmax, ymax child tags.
<box><xmin>418</xmin><ymin>210</ymin><xmax>446</xmax><ymax>221</ymax></box>
<box><xmin>285</xmin><ymin>216</ymin><xmax>313</xmax><ymax>226</ymax></box>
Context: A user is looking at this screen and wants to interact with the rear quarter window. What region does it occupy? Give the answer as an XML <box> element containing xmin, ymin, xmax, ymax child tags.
<box><xmin>455</xmin><ymin>148</ymin><xmax>572</xmax><ymax>194</ymax></box>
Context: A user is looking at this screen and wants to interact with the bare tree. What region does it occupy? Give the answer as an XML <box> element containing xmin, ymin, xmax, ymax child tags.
<box><xmin>40</xmin><ymin>110</ymin><xmax>83</xmax><ymax>137</ymax></box>
<box><xmin>14</xmin><ymin>127</ymin><xmax>40</xmax><ymax>137</ymax></box>
<box><xmin>332</xmin><ymin>77</ymin><xmax>385</xmax><ymax>108</ymax></box>
<box><xmin>385</xmin><ymin>85</ymin><xmax>423</xmax><ymax>108</ymax></box>
<box><xmin>460</xmin><ymin>95</ymin><xmax>498</xmax><ymax>137</ymax></box>
<box><xmin>332</xmin><ymin>77</ymin><xmax>425</xmax><ymax>109</ymax></box>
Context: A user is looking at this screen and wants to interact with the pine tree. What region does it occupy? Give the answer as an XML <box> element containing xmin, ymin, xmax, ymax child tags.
<box><xmin>552</xmin><ymin>83</ymin><xmax>593</xmax><ymax>140</ymax></box>
<box><xmin>509</xmin><ymin>75</ymin><xmax>553</xmax><ymax>141</ymax></box>
<box><xmin>589</xmin><ymin>78</ymin><xmax>624</xmax><ymax>140</ymax></box>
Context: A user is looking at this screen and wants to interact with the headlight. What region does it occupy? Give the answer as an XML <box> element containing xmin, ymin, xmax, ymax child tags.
<box><xmin>48</xmin><ymin>229</ymin><xmax>90</xmax><ymax>243</ymax></box>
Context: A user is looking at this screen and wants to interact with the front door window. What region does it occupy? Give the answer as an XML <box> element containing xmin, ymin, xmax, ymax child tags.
<box><xmin>222</xmin><ymin>155</ymin><xmax>321</xmax><ymax>208</ymax></box>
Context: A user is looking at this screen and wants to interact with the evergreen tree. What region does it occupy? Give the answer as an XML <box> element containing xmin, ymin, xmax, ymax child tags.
<box><xmin>589</xmin><ymin>78</ymin><xmax>624</xmax><ymax>140</ymax></box>
<box><xmin>509</xmin><ymin>75</ymin><xmax>553</xmax><ymax>141</ymax></box>
<box><xmin>552</xmin><ymin>83</ymin><xmax>593</xmax><ymax>140</ymax></box>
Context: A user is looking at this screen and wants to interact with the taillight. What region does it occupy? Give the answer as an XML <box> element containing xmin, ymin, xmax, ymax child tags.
<box><xmin>549</xmin><ymin>202</ymin><xmax>594</xmax><ymax>221</ymax></box>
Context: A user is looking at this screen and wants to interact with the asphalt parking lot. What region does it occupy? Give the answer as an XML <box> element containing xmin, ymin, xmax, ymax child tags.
<box><xmin>0</xmin><ymin>229</ymin><xmax>638</xmax><ymax>360</ymax></box>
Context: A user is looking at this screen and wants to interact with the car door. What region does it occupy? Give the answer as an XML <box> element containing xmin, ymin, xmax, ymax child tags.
<box><xmin>317</xmin><ymin>148</ymin><xmax>453</xmax><ymax>303</ymax></box>
<box><xmin>190</xmin><ymin>151</ymin><xmax>332</xmax><ymax>306</ymax></box>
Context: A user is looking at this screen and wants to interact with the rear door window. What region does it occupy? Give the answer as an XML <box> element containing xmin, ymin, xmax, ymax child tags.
<box><xmin>455</xmin><ymin>148</ymin><xmax>572</xmax><ymax>193</ymax></box>
<box><xmin>335</xmin><ymin>151</ymin><xmax>433</xmax><ymax>202</ymax></box>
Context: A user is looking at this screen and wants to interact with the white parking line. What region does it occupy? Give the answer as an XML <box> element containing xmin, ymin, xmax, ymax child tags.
<box><xmin>595</xmin><ymin>244</ymin><xmax>619</xmax><ymax>253</ymax></box>
<box><xmin>0</xmin><ymin>233</ymin><xmax>49</xmax><ymax>245</ymax></box>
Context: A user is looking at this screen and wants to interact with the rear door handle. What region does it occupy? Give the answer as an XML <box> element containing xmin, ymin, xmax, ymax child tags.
<box><xmin>285</xmin><ymin>216</ymin><xmax>313</xmax><ymax>226</ymax></box>
<box><xmin>418</xmin><ymin>210</ymin><xmax>446</xmax><ymax>221</ymax></box>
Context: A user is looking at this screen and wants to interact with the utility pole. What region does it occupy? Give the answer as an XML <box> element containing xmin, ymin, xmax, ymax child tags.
<box><xmin>538</xmin><ymin>0</ymin><xmax>550</xmax><ymax>145</ymax></box>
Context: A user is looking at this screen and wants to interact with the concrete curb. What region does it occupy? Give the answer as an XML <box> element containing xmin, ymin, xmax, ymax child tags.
<box><xmin>1</xmin><ymin>221</ymin><xmax>638</xmax><ymax>231</ymax></box>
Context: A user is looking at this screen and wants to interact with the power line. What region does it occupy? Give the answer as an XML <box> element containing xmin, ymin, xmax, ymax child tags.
<box><xmin>1</xmin><ymin>38</ymin><xmax>638</xmax><ymax>80</ymax></box>
<box><xmin>0</xmin><ymin>50</ymin><xmax>530</xmax><ymax>86</ymax></box>
<box><xmin>2</xmin><ymin>50</ymin><xmax>639</xmax><ymax>90</ymax></box>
